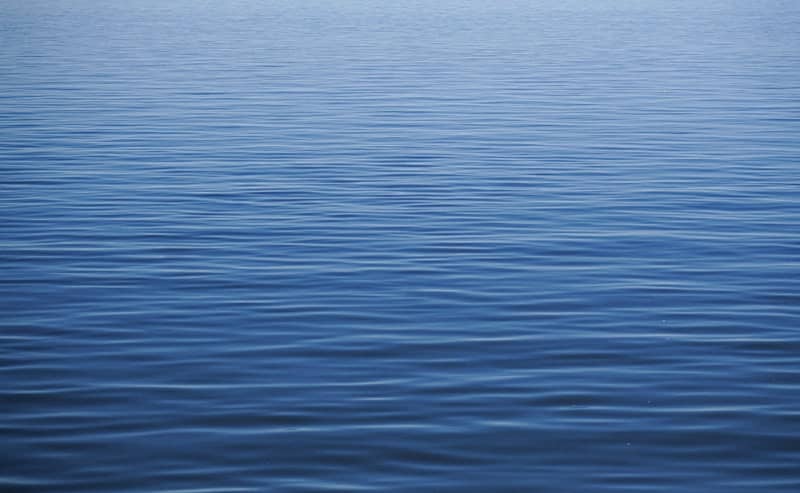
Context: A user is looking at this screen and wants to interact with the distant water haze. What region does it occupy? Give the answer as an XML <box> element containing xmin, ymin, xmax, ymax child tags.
<box><xmin>2</xmin><ymin>0</ymin><xmax>799</xmax><ymax>492</ymax></box>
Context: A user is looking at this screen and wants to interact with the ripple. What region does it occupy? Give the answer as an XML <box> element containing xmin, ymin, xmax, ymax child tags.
<box><xmin>2</xmin><ymin>0</ymin><xmax>800</xmax><ymax>491</ymax></box>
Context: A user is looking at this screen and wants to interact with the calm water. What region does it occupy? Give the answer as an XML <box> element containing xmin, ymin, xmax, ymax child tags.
<box><xmin>2</xmin><ymin>0</ymin><xmax>800</xmax><ymax>491</ymax></box>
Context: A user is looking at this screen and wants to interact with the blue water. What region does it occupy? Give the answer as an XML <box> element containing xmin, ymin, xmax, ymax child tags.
<box><xmin>2</xmin><ymin>0</ymin><xmax>800</xmax><ymax>491</ymax></box>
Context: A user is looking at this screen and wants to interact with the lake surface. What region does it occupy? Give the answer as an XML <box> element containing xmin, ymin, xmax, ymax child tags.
<box><xmin>2</xmin><ymin>0</ymin><xmax>799</xmax><ymax>491</ymax></box>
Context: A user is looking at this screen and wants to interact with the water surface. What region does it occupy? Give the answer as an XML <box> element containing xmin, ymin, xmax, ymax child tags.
<box><xmin>2</xmin><ymin>1</ymin><xmax>800</xmax><ymax>491</ymax></box>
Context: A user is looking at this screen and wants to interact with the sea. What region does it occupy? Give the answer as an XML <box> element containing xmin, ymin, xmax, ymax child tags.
<box><xmin>2</xmin><ymin>0</ymin><xmax>799</xmax><ymax>491</ymax></box>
